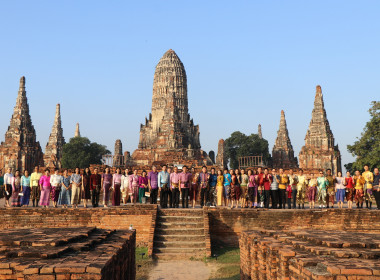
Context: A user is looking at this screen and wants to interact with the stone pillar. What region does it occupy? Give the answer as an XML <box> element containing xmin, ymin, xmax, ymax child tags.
<box><xmin>216</xmin><ymin>139</ymin><xmax>227</xmax><ymax>169</ymax></box>
<box><xmin>75</xmin><ymin>123</ymin><xmax>81</xmax><ymax>137</ymax></box>
<box><xmin>258</xmin><ymin>124</ymin><xmax>263</xmax><ymax>139</ymax></box>
<box><xmin>113</xmin><ymin>139</ymin><xmax>123</xmax><ymax>167</ymax></box>
<box><xmin>208</xmin><ymin>151</ymin><xmax>215</xmax><ymax>164</ymax></box>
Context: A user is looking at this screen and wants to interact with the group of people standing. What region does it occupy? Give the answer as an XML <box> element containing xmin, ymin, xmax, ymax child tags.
<box><xmin>1</xmin><ymin>164</ymin><xmax>379</xmax><ymax>210</ymax></box>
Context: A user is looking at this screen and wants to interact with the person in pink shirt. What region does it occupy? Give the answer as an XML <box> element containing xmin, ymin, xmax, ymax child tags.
<box><xmin>170</xmin><ymin>167</ymin><xmax>180</xmax><ymax>208</ymax></box>
<box><xmin>179</xmin><ymin>166</ymin><xmax>191</xmax><ymax>208</ymax></box>
<box><xmin>138</xmin><ymin>170</ymin><xmax>148</xmax><ymax>203</ymax></box>
<box><xmin>129</xmin><ymin>169</ymin><xmax>140</xmax><ymax>204</ymax></box>
<box><xmin>39</xmin><ymin>169</ymin><xmax>51</xmax><ymax>208</ymax></box>
<box><xmin>112</xmin><ymin>168</ymin><xmax>122</xmax><ymax>206</ymax></box>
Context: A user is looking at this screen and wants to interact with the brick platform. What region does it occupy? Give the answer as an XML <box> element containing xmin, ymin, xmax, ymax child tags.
<box><xmin>0</xmin><ymin>205</ymin><xmax>155</xmax><ymax>248</ymax></box>
<box><xmin>240</xmin><ymin>229</ymin><xmax>380</xmax><ymax>280</ymax></box>
<box><xmin>1</xmin><ymin>206</ymin><xmax>379</xmax><ymax>262</ymax></box>
<box><xmin>0</xmin><ymin>227</ymin><xmax>135</xmax><ymax>280</ymax></box>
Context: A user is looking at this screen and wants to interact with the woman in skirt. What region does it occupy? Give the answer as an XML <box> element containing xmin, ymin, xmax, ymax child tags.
<box><xmin>11</xmin><ymin>170</ymin><xmax>22</xmax><ymax>207</ymax></box>
<box><xmin>307</xmin><ymin>173</ymin><xmax>317</xmax><ymax>209</ymax></box>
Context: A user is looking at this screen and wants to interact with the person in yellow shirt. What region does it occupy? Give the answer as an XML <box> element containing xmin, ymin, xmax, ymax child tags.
<box><xmin>216</xmin><ymin>170</ymin><xmax>224</xmax><ymax>207</ymax></box>
<box><xmin>307</xmin><ymin>173</ymin><xmax>317</xmax><ymax>209</ymax></box>
<box><xmin>353</xmin><ymin>170</ymin><xmax>365</xmax><ymax>208</ymax></box>
<box><xmin>296</xmin><ymin>169</ymin><xmax>307</xmax><ymax>209</ymax></box>
<box><xmin>362</xmin><ymin>165</ymin><xmax>374</xmax><ymax>209</ymax></box>
<box><xmin>278</xmin><ymin>168</ymin><xmax>289</xmax><ymax>209</ymax></box>
<box><xmin>30</xmin><ymin>166</ymin><xmax>42</xmax><ymax>207</ymax></box>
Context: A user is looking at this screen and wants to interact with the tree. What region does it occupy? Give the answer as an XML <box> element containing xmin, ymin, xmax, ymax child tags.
<box><xmin>346</xmin><ymin>101</ymin><xmax>380</xmax><ymax>173</ymax></box>
<box><xmin>224</xmin><ymin>131</ymin><xmax>271</xmax><ymax>169</ymax></box>
<box><xmin>61</xmin><ymin>137</ymin><xmax>111</xmax><ymax>169</ymax></box>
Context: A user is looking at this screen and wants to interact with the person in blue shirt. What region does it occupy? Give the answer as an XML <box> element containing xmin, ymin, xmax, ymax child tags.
<box><xmin>223</xmin><ymin>168</ymin><xmax>232</xmax><ymax>207</ymax></box>
<box><xmin>158</xmin><ymin>165</ymin><xmax>170</xmax><ymax>208</ymax></box>
<box><xmin>208</xmin><ymin>168</ymin><xmax>218</xmax><ymax>207</ymax></box>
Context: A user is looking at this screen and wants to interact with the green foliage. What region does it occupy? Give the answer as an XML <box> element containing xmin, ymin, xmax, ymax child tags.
<box><xmin>61</xmin><ymin>137</ymin><xmax>110</xmax><ymax>169</ymax></box>
<box><xmin>346</xmin><ymin>101</ymin><xmax>380</xmax><ymax>172</ymax></box>
<box><xmin>224</xmin><ymin>131</ymin><xmax>271</xmax><ymax>169</ymax></box>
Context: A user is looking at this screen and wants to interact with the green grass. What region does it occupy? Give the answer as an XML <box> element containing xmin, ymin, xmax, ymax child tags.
<box><xmin>206</xmin><ymin>245</ymin><xmax>240</xmax><ymax>280</ymax></box>
<box><xmin>135</xmin><ymin>247</ymin><xmax>154</xmax><ymax>280</ymax></box>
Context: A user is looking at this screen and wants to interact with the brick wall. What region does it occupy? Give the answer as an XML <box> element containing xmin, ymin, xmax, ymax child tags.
<box><xmin>0</xmin><ymin>205</ymin><xmax>156</xmax><ymax>248</ymax></box>
<box><xmin>207</xmin><ymin>208</ymin><xmax>380</xmax><ymax>247</ymax></box>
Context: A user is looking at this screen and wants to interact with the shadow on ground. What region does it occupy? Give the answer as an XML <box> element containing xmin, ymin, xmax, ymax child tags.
<box><xmin>207</xmin><ymin>243</ymin><xmax>240</xmax><ymax>280</ymax></box>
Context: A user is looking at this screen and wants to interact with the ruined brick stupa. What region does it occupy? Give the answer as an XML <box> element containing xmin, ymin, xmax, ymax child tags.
<box><xmin>272</xmin><ymin>110</ymin><xmax>298</xmax><ymax>169</ymax></box>
<box><xmin>132</xmin><ymin>49</ymin><xmax>211</xmax><ymax>166</ymax></box>
<box><xmin>298</xmin><ymin>85</ymin><xmax>342</xmax><ymax>175</ymax></box>
<box><xmin>0</xmin><ymin>76</ymin><xmax>44</xmax><ymax>171</ymax></box>
<box><xmin>43</xmin><ymin>104</ymin><xmax>65</xmax><ymax>168</ymax></box>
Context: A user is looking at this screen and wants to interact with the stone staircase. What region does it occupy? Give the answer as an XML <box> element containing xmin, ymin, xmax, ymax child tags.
<box><xmin>153</xmin><ymin>209</ymin><xmax>210</xmax><ymax>259</ymax></box>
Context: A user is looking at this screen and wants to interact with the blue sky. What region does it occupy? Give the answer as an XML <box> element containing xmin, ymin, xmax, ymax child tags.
<box><xmin>0</xmin><ymin>1</ymin><xmax>379</xmax><ymax>169</ymax></box>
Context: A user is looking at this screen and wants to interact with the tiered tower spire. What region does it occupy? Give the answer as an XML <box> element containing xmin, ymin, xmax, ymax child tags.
<box><xmin>298</xmin><ymin>85</ymin><xmax>342</xmax><ymax>175</ymax></box>
<box><xmin>44</xmin><ymin>104</ymin><xmax>65</xmax><ymax>168</ymax></box>
<box><xmin>0</xmin><ymin>76</ymin><xmax>43</xmax><ymax>171</ymax></box>
<box><xmin>132</xmin><ymin>49</ymin><xmax>210</xmax><ymax>165</ymax></box>
<box><xmin>272</xmin><ymin>110</ymin><xmax>298</xmax><ymax>169</ymax></box>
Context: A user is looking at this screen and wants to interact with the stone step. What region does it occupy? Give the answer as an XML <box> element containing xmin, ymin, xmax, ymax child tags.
<box><xmin>156</xmin><ymin>222</ymin><xmax>204</xmax><ymax>229</ymax></box>
<box><xmin>154</xmin><ymin>234</ymin><xmax>205</xmax><ymax>242</ymax></box>
<box><xmin>154</xmin><ymin>241</ymin><xmax>206</xmax><ymax>248</ymax></box>
<box><xmin>158</xmin><ymin>216</ymin><xmax>204</xmax><ymax>223</ymax></box>
<box><xmin>158</xmin><ymin>209</ymin><xmax>204</xmax><ymax>217</ymax></box>
<box><xmin>153</xmin><ymin>247</ymin><xmax>206</xmax><ymax>254</ymax></box>
<box><xmin>155</xmin><ymin>228</ymin><xmax>205</xmax><ymax>236</ymax></box>
<box><xmin>153</xmin><ymin>252</ymin><xmax>206</xmax><ymax>260</ymax></box>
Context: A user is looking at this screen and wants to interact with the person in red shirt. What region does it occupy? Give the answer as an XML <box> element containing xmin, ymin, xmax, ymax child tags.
<box><xmin>345</xmin><ymin>171</ymin><xmax>354</xmax><ymax>209</ymax></box>
<box><xmin>263</xmin><ymin>168</ymin><xmax>272</xmax><ymax>209</ymax></box>
<box><xmin>256</xmin><ymin>167</ymin><xmax>265</xmax><ymax>208</ymax></box>
<box><xmin>89</xmin><ymin>167</ymin><xmax>101</xmax><ymax>207</ymax></box>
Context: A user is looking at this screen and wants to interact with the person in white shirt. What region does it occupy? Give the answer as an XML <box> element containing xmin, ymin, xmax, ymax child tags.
<box><xmin>4</xmin><ymin>167</ymin><xmax>14</xmax><ymax>207</ymax></box>
<box><xmin>121</xmin><ymin>168</ymin><xmax>130</xmax><ymax>205</ymax></box>
<box><xmin>50</xmin><ymin>168</ymin><xmax>62</xmax><ymax>208</ymax></box>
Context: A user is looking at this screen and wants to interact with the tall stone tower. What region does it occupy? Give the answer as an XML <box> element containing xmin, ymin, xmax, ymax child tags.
<box><xmin>113</xmin><ymin>139</ymin><xmax>123</xmax><ymax>167</ymax></box>
<box><xmin>272</xmin><ymin>110</ymin><xmax>298</xmax><ymax>169</ymax></box>
<box><xmin>258</xmin><ymin>124</ymin><xmax>263</xmax><ymax>139</ymax></box>
<box><xmin>215</xmin><ymin>139</ymin><xmax>227</xmax><ymax>169</ymax></box>
<box><xmin>44</xmin><ymin>104</ymin><xmax>65</xmax><ymax>168</ymax></box>
<box><xmin>0</xmin><ymin>76</ymin><xmax>44</xmax><ymax>171</ymax></box>
<box><xmin>132</xmin><ymin>49</ymin><xmax>209</xmax><ymax>166</ymax></box>
<box><xmin>298</xmin><ymin>85</ymin><xmax>342</xmax><ymax>175</ymax></box>
<box><xmin>74</xmin><ymin>123</ymin><xmax>81</xmax><ymax>137</ymax></box>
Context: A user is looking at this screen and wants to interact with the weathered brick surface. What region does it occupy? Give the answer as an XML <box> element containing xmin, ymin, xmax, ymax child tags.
<box><xmin>0</xmin><ymin>227</ymin><xmax>135</xmax><ymax>280</ymax></box>
<box><xmin>240</xmin><ymin>229</ymin><xmax>380</xmax><ymax>280</ymax></box>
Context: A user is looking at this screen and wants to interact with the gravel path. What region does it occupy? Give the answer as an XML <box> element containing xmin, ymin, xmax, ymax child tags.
<box><xmin>148</xmin><ymin>261</ymin><xmax>211</xmax><ymax>280</ymax></box>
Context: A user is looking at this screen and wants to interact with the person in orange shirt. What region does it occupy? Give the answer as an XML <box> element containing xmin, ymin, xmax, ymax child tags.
<box><xmin>362</xmin><ymin>165</ymin><xmax>374</xmax><ymax>209</ymax></box>
<box><xmin>353</xmin><ymin>170</ymin><xmax>365</xmax><ymax>208</ymax></box>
